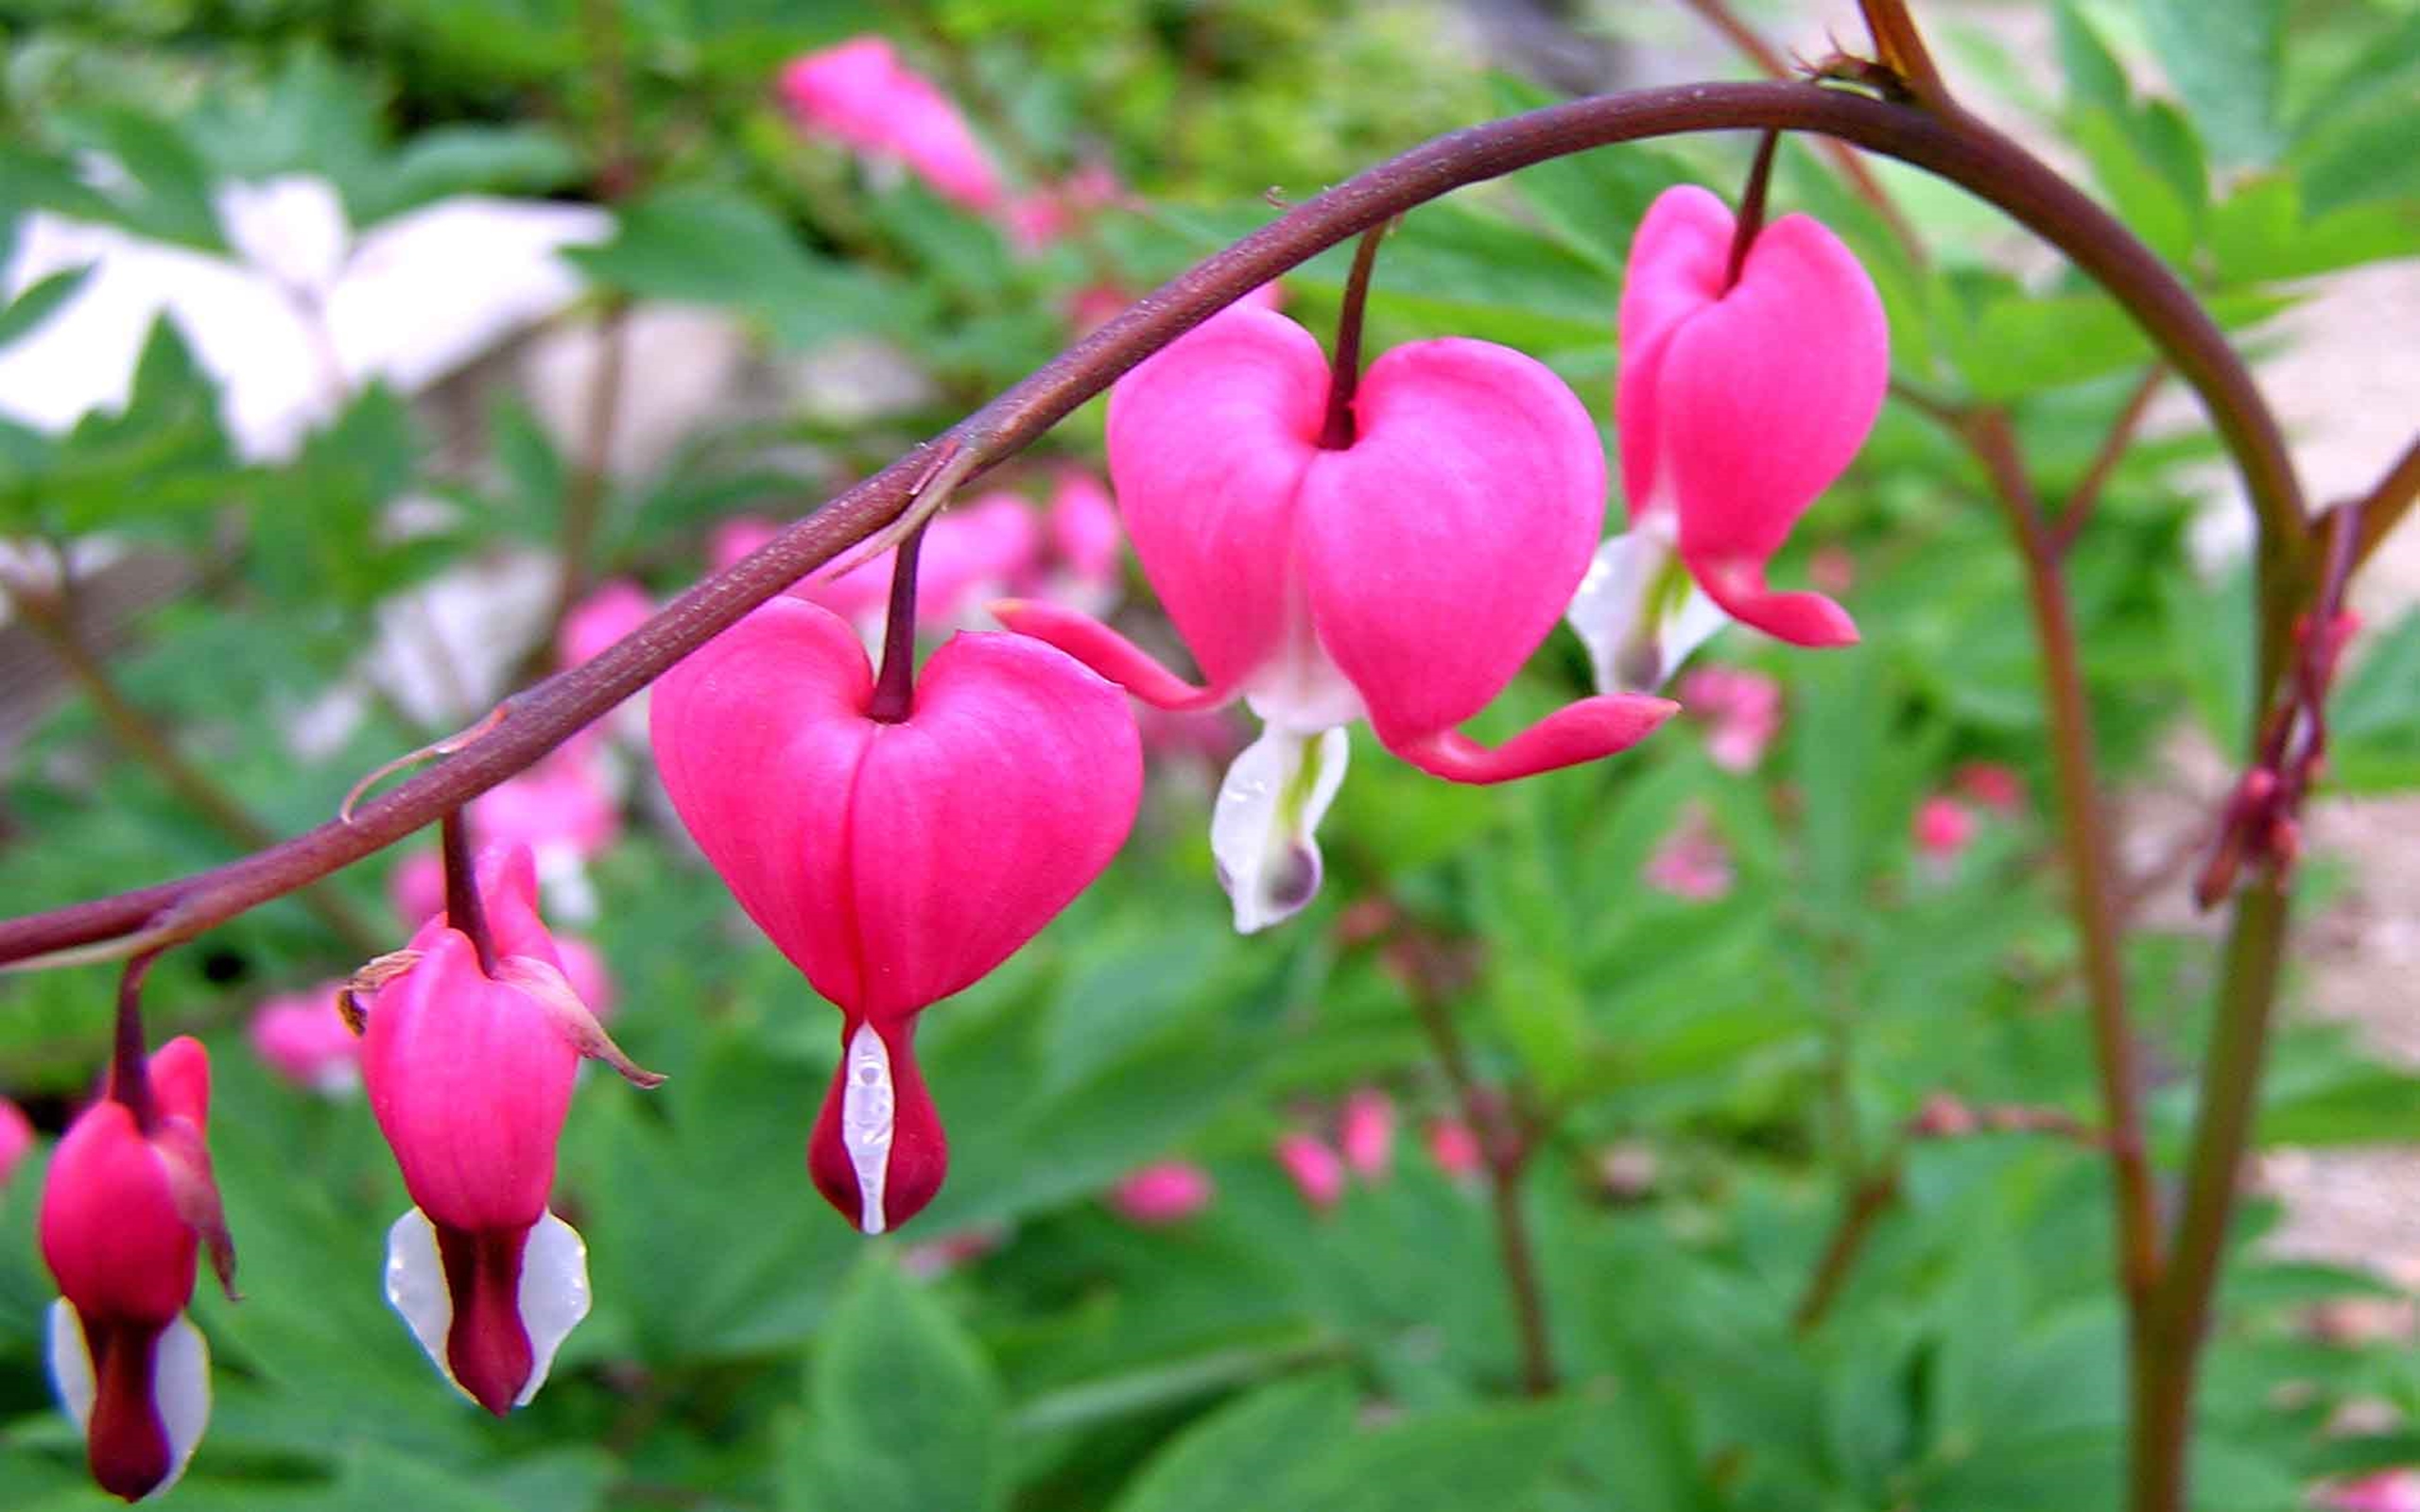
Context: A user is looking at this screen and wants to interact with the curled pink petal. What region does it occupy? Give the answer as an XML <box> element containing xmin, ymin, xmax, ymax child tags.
<box><xmin>988</xmin><ymin>599</ymin><xmax>1231</xmax><ymax>711</ymax></box>
<box><xmin>780</xmin><ymin>38</ymin><xmax>1005</xmax><ymax>213</ymax></box>
<box><xmin>1389</xmin><ymin>695</ymin><xmax>1677</xmax><ymax>785</ymax></box>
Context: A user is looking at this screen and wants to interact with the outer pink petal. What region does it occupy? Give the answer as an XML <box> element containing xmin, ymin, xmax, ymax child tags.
<box><xmin>1299</xmin><ymin>338</ymin><xmax>1606</xmax><ymax>745</ymax></box>
<box><xmin>1656</xmin><ymin>212</ymin><xmax>1886</xmax><ymax>643</ymax></box>
<box><xmin>1389</xmin><ymin>694</ymin><xmax>1677</xmax><ymax>784</ymax></box>
<box><xmin>847</xmin><ymin>631</ymin><xmax>1141</xmax><ymax>1020</ymax></box>
<box><xmin>650</xmin><ymin>600</ymin><xmax>876</xmax><ymax>1005</ymax></box>
<box><xmin>362</xmin><ymin>930</ymin><xmax>580</xmax><ymax>1233</ymax></box>
<box><xmin>1107</xmin><ymin>306</ymin><xmax>1326</xmax><ymax>696</ymax></box>
<box><xmin>807</xmin><ymin>1015</ymin><xmax>947</xmax><ymax>1231</ymax></box>
<box><xmin>915</xmin><ymin>493</ymin><xmax>1041</xmax><ymax>621</ymax></box>
<box><xmin>1616</xmin><ymin>185</ymin><xmax>1736</xmax><ymax>514</ymax></box>
<box><xmin>41</xmin><ymin>1103</ymin><xmax>197</xmax><ymax>1326</ymax></box>
<box><xmin>988</xmin><ymin>598</ymin><xmax>1233</xmax><ymax>711</ymax></box>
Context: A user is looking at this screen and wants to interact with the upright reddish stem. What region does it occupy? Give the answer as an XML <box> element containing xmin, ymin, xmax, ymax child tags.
<box><xmin>108</xmin><ymin>952</ymin><xmax>161</xmax><ymax>1132</ymax></box>
<box><xmin>867</xmin><ymin>520</ymin><xmax>930</xmax><ymax>724</ymax></box>
<box><xmin>1723</xmin><ymin>129</ymin><xmax>1780</xmax><ymax>290</ymax></box>
<box><xmin>441</xmin><ymin>809</ymin><xmax>501</xmax><ymax>977</ymax></box>
<box><xmin>1318</xmin><ymin>224</ymin><xmax>1390</xmax><ymax>450</ymax></box>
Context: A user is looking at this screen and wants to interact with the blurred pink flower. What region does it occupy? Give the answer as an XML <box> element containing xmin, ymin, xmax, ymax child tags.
<box><xmin>1954</xmin><ymin>761</ymin><xmax>2026</xmax><ymax>816</ymax></box>
<box><xmin>0</xmin><ymin>1095</ymin><xmax>31</xmax><ymax>1189</ymax></box>
<box><xmin>389</xmin><ymin>850</ymin><xmax>445</xmax><ymax>926</ymax></box>
<box><xmin>1274</xmin><ymin>1132</ymin><xmax>1346</xmax><ymax>1214</ymax></box>
<box><xmin>1340</xmin><ymin>1089</ymin><xmax>1396</xmax><ymax>1179</ymax></box>
<box><xmin>1913</xmin><ymin>795</ymin><xmax>1979</xmax><ymax>861</ymax></box>
<box><xmin>1677</xmin><ymin>664</ymin><xmax>1782</xmax><ymax>773</ymax></box>
<box><xmin>2324</xmin><ymin>1472</ymin><xmax>2420</xmax><ymax>1512</ymax></box>
<box><xmin>1045</xmin><ymin>469</ymin><xmax>1123</xmax><ymax>607</ymax></box>
<box><xmin>1426</xmin><ymin>1117</ymin><xmax>1483</xmax><ymax>1180</ymax></box>
<box><xmin>556</xmin><ymin>936</ymin><xmax>615</xmax><ymax>1022</ymax></box>
<box><xmin>899</xmin><ymin>1223</ymin><xmax>1008</xmax><ymax>1279</ymax></box>
<box><xmin>558</xmin><ymin>579</ymin><xmax>653</xmax><ymax>669</ymax></box>
<box><xmin>1109</xmin><ymin>1160</ymin><xmax>1216</xmax><ymax>1226</ymax></box>
<box><xmin>475</xmin><ymin>755</ymin><xmax>620</xmax><ymax>860</ymax></box>
<box><xmin>248</xmin><ymin>986</ymin><xmax>361</xmax><ymax>1095</ymax></box>
<box><xmin>709</xmin><ymin>515</ymin><xmax>781</xmax><ymax>573</ymax></box>
<box><xmin>779</xmin><ymin>38</ymin><xmax>1004</xmax><ymax>213</ymax></box>
<box><xmin>1644</xmin><ymin>812</ymin><xmax>1734</xmax><ymax>902</ymax></box>
<box><xmin>1808</xmin><ymin>544</ymin><xmax>1857</xmax><ymax>598</ymax></box>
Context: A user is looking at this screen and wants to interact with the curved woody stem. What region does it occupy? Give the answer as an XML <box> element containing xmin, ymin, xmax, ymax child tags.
<box><xmin>0</xmin><ymin>79</ymin><xmax>2311</xmax><ymax>977</ymax></box>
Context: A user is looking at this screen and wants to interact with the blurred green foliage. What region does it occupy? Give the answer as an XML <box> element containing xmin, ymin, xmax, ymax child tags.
<box><xmin>5</xmin><ymin>0</ymin><xmax>2420</xmax><ymax>1508</ymax></box>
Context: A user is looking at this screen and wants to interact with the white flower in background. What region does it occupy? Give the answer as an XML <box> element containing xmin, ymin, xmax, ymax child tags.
<box><xmin>0</xmin><ymin>173</ymin><xmax>610</xmax><ymax>461</ymax></box>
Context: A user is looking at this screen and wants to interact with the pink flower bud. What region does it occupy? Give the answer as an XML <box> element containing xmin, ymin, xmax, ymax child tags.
<box><xmin>247</xmin><ymin>986</ymin><xmax>361</xmax><ymax>1095</ymax></box>
<box><xmin>1953</xmin><ymin>761</ymin><xmax>2025</xmax><ymax>816</ymax></box>
<box><xmin>1912</xmin><ymin>795</ymin><xmax>1978</xmax><ymax>861</ymax></box>
<box><xmin>995</xmin><ymin>305</ymin><xmax>1673</xmax><ymax>930</ymax></box>
<box><xmin>1426</xmin><ymin>1117</ymin><xmax>1483</xmax><ymax>1181</ymax></box>
<box><xmin>780</xmin><ymin>38</ymin><xmax>1005</xmax><ymax>213</ymax></box>
<box><xmin>652</xmin><ymin>598</ymin><xmax>1141</xmax><ymax>1233</ymax></box>
<box><xmin>1339</xmin><ymin>1089</ymin><xmax>1395</xmax><ymax>1179</ymax></box>
<box><xmin>0</xmin><ymin>1096</ymin><xmax>32</xmax><ymax>1190</ymax></box>
<box><xmin>1274</xmin><ymin>1132</ymin><xmax>1346</xmax><ymax>1214</ymax></box>
<box><xmin>2325</xmin><ymin>1472</ymin><xmax>2420</xmax><ymax>1512</ymax></box>
<box><xmin>1109</xmin><ymin>1161</ymin><xmax>1216</xmax><ymax>1226</ymax></box>
<box><xmin>1677</xmin><ymin>664</ymin><xmax>1782</xmax><ymax>773</ymax></box>
<box><xmin>361</xmin><ymin>845</ymin><xmax>655</xmax><ymax>1415</ymax></box>
<box><xmin>40</xmin><ymin>1038</ymin><xmax>229</xmax><ymax>1503</ymax></box>
<box><xmin>557</xmin><ymin>579</ymin><xmax>653</xmax><ymax>670</ymax></box>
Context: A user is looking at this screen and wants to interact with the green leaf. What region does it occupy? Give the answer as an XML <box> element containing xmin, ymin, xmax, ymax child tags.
<box><xmin>2133</xmin><ymin>0</ymin><xmax>2285</xmax><ymax>164</ymax></box>
<box><xmin>2209</xmin><ymin>177</ymin><xmax>2420</xmax><ymax>286</ymax></box>
<box><xmin>571</xmin><ymin>187</ymin><xmax>904</xmax><ymax>348</ymax></box>
<box><xmin>2054</xmin><ymin>3</ymin><xmax>2131</xmax><ymax>117</ymax></box>
<box><xmin>1109</xmin><ymin>1371</ymin><xmax>1359</xmax><ymax>1512</ymax></box>
<box><xmin>2331</xmin><ymin>608</ymin><xmax>2420</xmax><ymax>792</ymax></box>
<box><xmin>2261</xmin><ymin>1066</ymin><xmax>2420</xmax><ymax>1146</ymax></box>
<box><xmin>2297</xmin><ymin>101</ymin><xmax>2420</xmax><ymax>215</ymax></box>
<box><xmin>2071</xmin><ymin>108</ymin><xmax>2195</xmax><ymax>266</ymax></box>
<box><xmin>55</xmin><ymin>106</ymin><xmax>226</xmax><ymax>249</ymax></box>
<box><xmin>0</xmin><ymin>265</ymin><xmax>93</xmax><ymax>351</ymax></box>
<box><xmin>1487</xmin><ymin>75</ymin><xmax>1690</xmax><ymax>274</ymax></box>
<box><xmin>789</xmin><ymin>1252</ymin><xmax>1006</xmax><ymax>1512</ymax></box>
<box><xmin>1281</xmin><ymin>1402</ymin><xmax>1578</xmax><ymax>1512</ymax></box>
<box><xmin>374</xmin><ymin>126</ymin><xmax>586</xmax><ymax>219</ymax></box>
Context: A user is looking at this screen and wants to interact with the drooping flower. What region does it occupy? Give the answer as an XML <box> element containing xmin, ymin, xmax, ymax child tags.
<box><xmin>1426</xmin><ymin>1117</ymin><xmax>1483</xmax><ymax>1182</ymax></box>
<box><xmin>558</xmin><ymin>579</ymin><xmax>654</xmax><ymax>671</ymax></box>
<box><xmin>1567</xmin><ymin>185</ymin><xmax>1888</xmax><ymax>692</ymax></box>
<box><xmin>40</xmin><ymin>1037</ymin><xmax>233</xmax><ymax>1503</ymax></box>
<box><xmin>0</xmin><ymin>1095</ymin><xmax>32</xmax><ymax>1189</ymax></box>
<box><xmin>1912</xmin><ymin>795</ymin><xmax>1979</xmax><ymax>863</ymax></box>
<box><xmin>248</xmin><ymin>984</ymin><xmax>361</xmax><ymax>1095</ymax></box>
<box><xmin>651</xmin><ymin>597</ymin><xmax>1140</xmax><ymax>1232</ymax></box>
<box><xmin>1274</xmin><ymin>1132</ymin><xmax>1346</xmax><ymax>1214</ymax></box>
<box><xmin>779</xmin><ymin>38</ymin><xmax>1005</xmax><ymax>214</ymax></box>
<box><xmin>994</xmin><ymin>304</ymin><xmax>1675</xmax><ymax>931</ymax></box>
<box><xmin>1109</xmin><ymin>1161</ymin><xmax>1216</xmax><ymax>1227</ymax></box>
<box><xmin>1339</xmin><ymin>1088</ymin><xmax>1396</xmax><ymax>1179</ymax></box>
<box><xmin>359</xmin><ymin>844</ymin><xmax>656</xmax><ymax>1415</ymax></box>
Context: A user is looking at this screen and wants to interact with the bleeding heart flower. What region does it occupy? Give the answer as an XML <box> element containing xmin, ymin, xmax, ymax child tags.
<box><xmin>1912</xmin><ymin>795</ymin><xmax>1979</xmax><ymax>863</ymax></box>
<box><xmin>1426</xmin><ymin>1117</ymin><xmax>1483</xmax><ymax>1182</ymax></box>
<box><xmin>1677</xmin><ymin>664</ymin><xmax>1782</xmax><ymax>773</ymax></box>
<box><xmin>1274</xmin><ymin>1131</ymin><xmax>1346</xmax><ymax>1214</ymax></box>
<box><xmin>1108</xmin><ymin>1161</ymin><xmax>1216</xmax><ymax>1226</ymax></box>
<box><xmin>651</xmin><ymin>597</ymin><xmax>1140</xmax><ymax>1232</ymax></box>
<box><xmin>558</xmin><ymin>579</ymin><xmax>654</xmax><ymax>670</ymax></box>
<box><xmin>360</xmin><ymin>844</ymin><xmax>657</xmax><ymax>1415</ymax></box>
<box><xmin>40</xmin><ymin>1037</ymin><xmax>233</xmax><ymax>1503</ymax></box>
<box><xmin>0</xmin><ymin>1096</ymin><xmax>32</xmax><ymax>1190</ymax></box>
<box><xmin>1644</xmin><ymin>808</ymin><xmax>1736</xmax><ymax>902</ymax></box>
<box><xmin>1339</xmin><ymin>1088</ymin><xmax>1395</xmax><ymax>1179</ymax></box>
<box><xmin>1954</xmin><ymin>761</ymin><xmax>2026</xmax><ymax>816</ymax></box>
<box><xmin>779</xmin><ymin>38</ymin><xmax>1005</xmax><ymax>214</ymax></box>
<box><xmin>994</xmin><ymin>305</ymin><xmax>1674</xmax><ymax>932</ymax></box>
<box><xmin>248</xmin><ymin>985</ymin><xmax>361</xmax><ymax>1095</ymax></box>
<box><xmin>1568</xmin><ymin>185</ymin><xmax>1887</xmax><ymax>691</ymax></box>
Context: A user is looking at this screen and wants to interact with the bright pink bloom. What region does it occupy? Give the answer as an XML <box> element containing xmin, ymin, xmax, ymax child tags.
<box><xmin>1912</xmin><ymin>795</ymin><xmax>1979</xmax><ymax>861</ymax></box>
<box><xmin>1274</xmin><ymin>1132</ymin><xmax>1346</xmax><ymax>1214</ymax></box>
<box><xmin>1954</xmin><ymin>761</ymin><xmax>2026</xmax><ymax>816</ymax></box>
<box><xmin>2325</xmin><ymin>1471</ymin><xmax>2420</xmax><ymax>1512</ymax></box>
<box><xmin>1568</xmin><ymin>185</ymin><xmax>1887</xmax><ymax>689</ymax></box>
<box><xmin>0</xmin><ymin>1095</ymin><xmax>32</xmax><ymax>1189</ymax></box>
<box><xmin>1426</xmin><ymin>1117</ymin><xmax>1483</xmax><ymax>1181</ymax></box>
<box><xmin>41</xmin><ymin>1038</ymin><xmax>231</xmax><ymax>1502</ymax></box>
<box><xmin>652</xmin><ymin>597</ymin><xmax>1140</xmax><ymax>1233</ymax></box>
<box><xmin>474</xmin><ymin>756</ymin><xmax>619</xmax><ymax>861</ymax></box>
<box><xmin>361</xmin><ymin>845</ymin><xmax>651</xmax><ymax>1415</ymax></box>
<box><xmin>557</xmin><ymin>579</ymin><xmax>653</xmax><ymax>669</ymax></box>
<box><xmin>1109</xmin><ymin>1161</ymin><xmax>1216</xmax><ymax>1226</ymax></box>
<box><xmin>995</xmin><ymin>305</ymin><xmax>1673</xmax><ymax>930</ymax></box>
<box><xmin>248</xmin><ymin>985</ymin><xmax>360</xmax><ymax>1094</ymax></box>
<box><xmin>1645</xmin><ymin>811</ymin><xmax>1735</xmax><ymax>902</ymax></box>
<box><xmin>1677</xmin><ymin>664</ymin><xmax>1782</xmax><ymax>773</ymax></box>
<box><xmin>1339</xmin><ymin>1089</ymin><xmax>1395</xmax><ymax>1178</ymax></box>
<box><xmin>780</xmin><ymin>38</ymin><xmax>1004</xmax><ymax>213</ymax></box>
<box><xmin>1046</xmin><ymin>469</ymin><xmax>1123</xmax><ymax>599</ymax></box>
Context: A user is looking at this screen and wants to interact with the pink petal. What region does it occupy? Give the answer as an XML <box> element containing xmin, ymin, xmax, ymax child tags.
<box><xmin>1048</xmin><ymin>469</ymin><xmax>1123</xmax><ymax>587</ymax></box>
<box><xmin>1339</xmin><ymin>1089</ymin><xmax>1395</xmax><ymax>1178</ymax></box>
<box><xmin>1389</xmin><ymin>694</ymin><xmax>1676</xmax><ymax>784</ymax></box>
<box><xmin>1616</xmin><ymin>185</ymin><xmax>1737</xmax><ymax>515</ymax></box>
<box><xmin>557</xmin><ymin>579</ymin><xmax>653</xmax><ymax>670</ymax></box>
<box><xmin>1274</xmin><ymin>1132</ymin><xmax>1345</xmax><ymax>1213</ymax></box>
<box><xmin>912</xmin><ymin>492</ymin><xmax>1040</xmax><ymax>625</ymax></box>
<box><xmin>989</xmin><ymin>599</ymin><xmax>1229</xmax><ymax>711</ymax></box>
<box><xmin>41</xmin><ymin>1102</ymin><xmax>199</xmax><ymax>1327</ymax></box>
<box><xmin>1299</xmin><ymin>336</ymin><xmax>1606</xmax><ymax>746</ymax></box>
<box><xmin>0</xmin><ymin>1095</ymin><xmax>32</xmax><ymax>1189</ymax></box>
<box><xmin>1109</xmin><ymin>1160</ymin><xmax>1216</xmax><ymax>1226</ymax></box>
<box><xmin>1106</xmin><ymin>305</ymin><xmax>1326</xmax><ymax>699</ymax></box>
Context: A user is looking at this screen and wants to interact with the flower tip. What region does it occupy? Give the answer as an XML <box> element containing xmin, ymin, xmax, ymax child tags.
<box><xmin>1390</xmin><ymin>694</ymin><xmax>1679</xmax><ymax>785</ymax></box>
<box><xmin>808</xmin><ymin>1022</ymin><xmax>948</xmax><ymax>1235</ymax></box>
<box><xmin>1693</xmin><ymin>559</ymin><xmax>1858</xmax><ymax>649</ymax></box>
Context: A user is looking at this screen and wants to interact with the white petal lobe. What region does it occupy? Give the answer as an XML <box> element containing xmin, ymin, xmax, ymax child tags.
<box><xmin>840</xmin><ymin>1022</ymin><xmax>896</xmax><ymax>1236</ymax></box>
<box><xmin>1211</xmin><ymin>724</ymin><xmax>1350</xmax><ymax>935</ymax></box>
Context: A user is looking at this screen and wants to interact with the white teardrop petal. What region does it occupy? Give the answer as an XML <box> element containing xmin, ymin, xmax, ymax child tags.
<box><xmin>1211</xmin><ymin>723</ymin><xmax>1350</xmax><ymax>935</ymax></box>
<box><xmin>46</xmin><ymin>1298</ymin><xmax>95</xmax><ymax>1433</ymax></box>
<box><xmin>384</xmin><ymin>1206</ymin><xmax>459</xmax><ymax>1396</ymax></box>
<box><xmin>1566</xmin><ymin>525</ymin><xmax>1728</xmax><ymax>693</ymax></box>
<box><xmin>149</xmin><ymin>1313</ymin><xmax>212</xmax><ymax>1498</ymax></box>
<box><xmin>511</xmin><ymin>1210</ymin><xmax>592</xmax><ymax>1407</ymax></box>
<box><xmin>840</xmin><ymin>1022</ymin><xmax>897</xmax><ymax>1236</ymax></box>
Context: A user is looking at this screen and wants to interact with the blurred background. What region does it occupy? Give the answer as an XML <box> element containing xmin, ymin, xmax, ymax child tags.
<box><xmin>3</xmin><ymin>1</ymin><xmax>2420</xmax><ymax>1508</ymax></box>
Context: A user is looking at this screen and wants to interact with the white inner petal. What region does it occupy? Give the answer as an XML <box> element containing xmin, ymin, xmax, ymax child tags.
<box><xmin>151</xmin><ymin>1314</ymin><xmax>211</xmax><ymax>1498</ymax></box>
<box><xmin>45</xmin><ymin>1300</ymin><xmax>212</xmax><ymax>1502</ymax></box>
<box><xmin>840</xmin><ymin>1022</ymin><xmax>896</xmax><ymax>1236</ymax></box>
<box><xmin>1210</xmin><ymin>723</ymin><xmax>1350</xmax><ymax>935</ymax></box>
<box><xmin>512</xmin><ymin>1211</ymin><xmax>592</xmax><ymax>1407</ymax></box>
<box><xmin>383</xmin><ymin>1206</ymin><xmax>592</xmax><ymax>1408</ymax></box>
<box><xmin>46</xmin><ymin>1297</ymin><xmax>95</xmax><ymax>1434</ymax></box>
<box><xmin>1242</xmin><ymin>603</ymin><xmax>1365</xmax><ymax>733</ymax></box>
<box><xmin>1565</xmin><ymin>520</ymin><xmax>1726</xmax><ymax>693</ymax></box>
<box><xmin>384</xmin><ymin>1206</ymin><xmax>457</xmax><ymax>1393</ymax></box>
